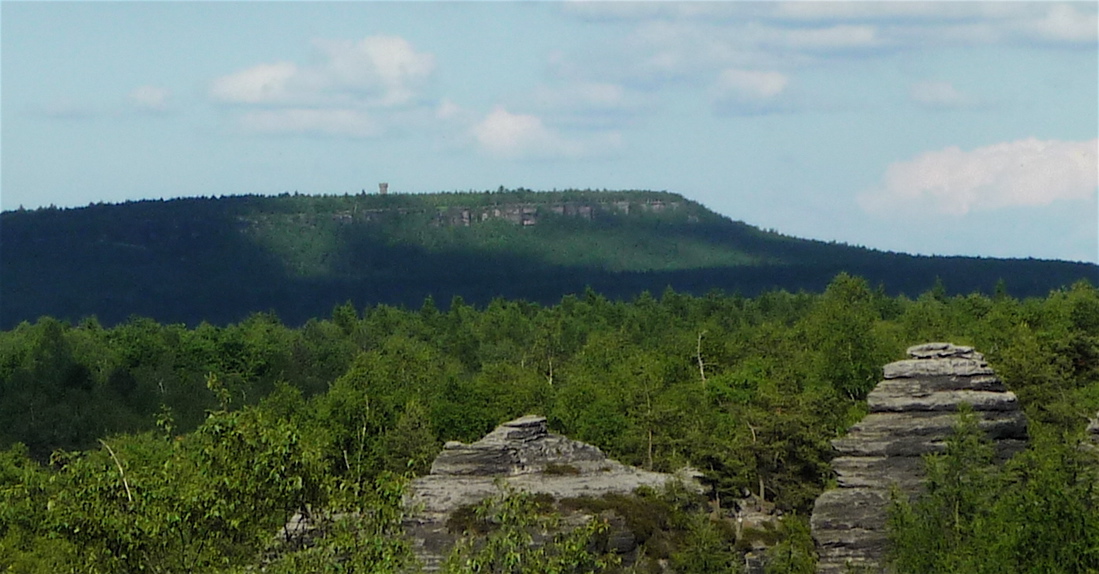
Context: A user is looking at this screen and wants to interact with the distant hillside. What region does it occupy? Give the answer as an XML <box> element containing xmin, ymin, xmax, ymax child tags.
<box><xmin>2</xmin><ymin>189</ymin><xmax>1096</xmax><ymax>328</ymax></box>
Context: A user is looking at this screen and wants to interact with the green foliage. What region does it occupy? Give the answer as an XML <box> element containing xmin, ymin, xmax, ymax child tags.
<box><xmin>0</xmin><ymin>443</ymin><xmax>77</xmax><ymax>572</ymax></box>
<box><xmin>669</xmin><ymin>513</ymin><xmax>742</xmax><ymax>574</ymax></box>
<box><xmin>888</xmin><ymin>407</ymin><xmax>1002</xmax><ymax>573</ymax></box>
<box><xmin>1</xmin><ymin>276</ymin><xmax>1098</xmax><ymax>571</ymax></box>
<box><xmin>0</xmin><ymin>404</ymin><xmax>412</xmax><ymax>573</ymax></box>
<box><xmin>888</xmin><ymin>407</ymin><xmax>1099</xmax><ymax>574</ymax></box>
<box><xmin>378</xmin><ymin>399</ymin><xmax>440</xmax><ymax>475</ymax></box>
<box><xmin>263</xmin><ymin>472</ymin><xmax>415</xmax><ymax>574</ymax></box>
<box><xmin>558</xmin><ymin>482</ymin><xmax>735</xmax><ymax>567</ymax></box>
<box><xmin>802</xmin><ymin>273</ymin><xmax>893</xmax><ymax>401</ymax></box>
<box><xmin>36</xmin><ymin>402</ymin><xmax>327</xmax><ymax>573</ymax></box>
<box><xmin>762</xmin><ymin>515</ymin><xmax>817</xmax><ymax>574</ymax></box>
<box><xmin>442</xmin><ymin>488</ymin><xmax>619</xmax><ymax>574</ymax></box>
<box><xmin>543</xmin><ymin>463</ymin><xmax>581</xmax><ymax>476</ymax></box>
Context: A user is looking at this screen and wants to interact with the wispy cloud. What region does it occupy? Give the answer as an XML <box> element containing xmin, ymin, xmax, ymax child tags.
<box><xmin>565</xmin><ymin>1</ymin><xmax>1098</xmax><ymax>47</ymax></box>
<box><xmin>553</xmin><ymin>1</ymin><xmax>1096</xmax><ymax>115</ymax></box>
<box><xmin>1021</xmin><ymin>3</ymin><xmax>1099</xmax><ymax>45</ymax></box>
<box><xmin>210</xmin><ymin>35</ymin><xmax>435</xmax><ymax>137</ymax></box>
<box><xmin>909</xmin><ymin>81</ymin><xmax>980</xmax><ymax>110</ymax></box>
<box><xmin>237</xmin><ymin>108</ymin><xmax>380</xmax><ymax>138</ymax></box>
<box><xmin>525</xmin><ymin>81</ymin><xmax>652</xmax><ymax>129</ymax></box>
<box><xmin>471</xmin><ymin>106</ymin><xmax>620</xmax><ymax>160</ymax></box>
<box><xmin>711</xmin><ymin>68</ymin><xmax>797</xmax><ymax>115</ymax></box>
<box><xmin>211</xmin><ymin>36</ymin><xmax>434</xmax><ymax>107</ymax></box>
<box><xmin>32</xmin><ymin>99</ymin><xmax>102</xmax><ymax>120</ymax></box>
<box><xmin>210</xmin><ymin>62</ymin><xmax>300</xmax><ymax>105</ymax></box>
<box><xmin>129</xmin><ymin>85</ymin><xmax>171</xmax><ymax>112</ymax></box>
<box><xmin>859</xmin><ymin>138</ymin><xmax>1099</xmax><ymax>216</ymax></box>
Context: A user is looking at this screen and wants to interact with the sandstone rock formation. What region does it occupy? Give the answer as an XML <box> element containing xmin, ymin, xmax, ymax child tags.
<box><xmin>405</xmin><ymin>415</ymin><xmax>687</xmax><ymax>571</ymax></box>
<box><xmin>1085</xmin><ymin>411</ymin><xmax>1099</xmax><ymax>453</ymax></box>
<box><xmin>810</xmin><ymin>343</ymin><xmax>1027</xmax><ymax>573</ymax></box>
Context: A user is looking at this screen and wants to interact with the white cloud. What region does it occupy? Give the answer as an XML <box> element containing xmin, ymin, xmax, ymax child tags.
<box><xmin>535</xmin><ymin>82</ymin><xmax>628</xmax><ymax>110</ymax></box>
<box><xmin>528</xmin><ymin>82</ymin><xmax>651</xmax><ymax>128</ymax></box>
<box><xmin>711</xmin><ymin>68</ymin><xmax>799</xmax><ymax>115</ymax></box>
<box><xmin>237</xmin><ymin>108</ymin><xmax>380</xmax><ymax>138</ymax></box>
<box><xmin>210</xmin><ymin>62</ymin><xmax>299</xmax><ymax>104</ymax></box>
<box><xmin>312</xmin><ymin>36</ymin><xmax>435</xmax><ymax>106</ymax></box>
<box><xmin>554</xmin><ymin>2</ymin><xmax>1096</xmax><ymax>94</ymax></box>
<box><xmin>209</xmin><ymin>35</ymin><xmax>435</xmax><ymax>107</ymax></box>
<box><xmin>471</xmin><ymin>106</ymin><xmax>619</xmax><ymax>160</ymax></box>
<box><xmin>472</xmin><ymin>107</ymin><xmax>575</xmax><ymax>159</ymax></box>
<box><xmin>34</xmin><ymin>99</ymin><xmax>100</xmax><ymax>120</ymax></box>
<box><xmin>129</xmin><ymin>85</ymin><xmax>171</xmax><ymax>112</ymax></box>
<box><xmin>770</xmin><ymin>3</ymin><xmax>955</xmax><ymax>22</ymax></box>
<box><xmin>716</xmin><ymin>69</ymin><xmax>789</xmax><ymax>100</ymax></box>
<box><xmin>909</xmin><ymin>81</ymin><xmax>979</xmax><ymax>110</ymax></box>
<box><xmin>435</xmin><ymin>99</ymin><xmax>464</xmax><ymax>121</ymax></box>
<box><xmin>208</xmin><ymin>35</ymin><xmax>436</xmax><ymax>138</ymax></box>
<box><xmin>767</xmin><ymin>25</ymin><xmax>880</xmax><ymax>51</ymax></box>
<box><xmin>860</xmin><ymin>138</ymin><xmax>1099</xmax><ymax>216</ymax></box>
<box><xmin>549</xmin><ymin>19</ymin><xmax>876</xmax><ymax>98</ymax></box>
<box><xmin>561</xmin><ymin>2</ymin><xmax>748</xmax><ymax>23</ymax></box>
<box><xmin>1025</xmin><ymin>3</ymin><xmax>1098</xmax><ymax>44</ymax></box>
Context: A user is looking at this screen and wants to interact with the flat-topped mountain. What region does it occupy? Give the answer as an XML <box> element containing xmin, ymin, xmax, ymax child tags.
<box><xmin>2</xmin><ymin>189</ymin><xmax>1095</xmax><ymax>327</ymax></box>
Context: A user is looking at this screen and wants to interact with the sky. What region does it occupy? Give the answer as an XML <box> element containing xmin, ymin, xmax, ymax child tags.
<box><xmin>2</xmin><ymin>1</ymin><xmax>1097</xmax><ymax>263</ymax></box>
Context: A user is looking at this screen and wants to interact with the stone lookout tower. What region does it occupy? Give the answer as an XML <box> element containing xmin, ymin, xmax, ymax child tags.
<box><xmin>378</xmin><ymin>182</ymin><xmax>389</xmax><ymax>195</ymax></box>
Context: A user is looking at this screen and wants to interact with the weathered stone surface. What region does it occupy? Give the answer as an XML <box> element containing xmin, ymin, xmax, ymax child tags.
<box><xmin>1083</xmin><ymin>412</ymin><xmax>1099</xmax><ymax>455</ymax></box>
<box><xmin>428</xmin><ymin>415</ymin><xmax>608</xmax><ymax>478</ymax></box>
<box><xmin>872</xmin><ymin>374</ymin><xmax>1006</xmax><ymax>395</ymax></box>
<box><xmin>905</xmin><ymin>342</ymin><xmax>981</xmax><ymax>359</ymax></box>
<box><xmin>830</xmin><ymin>456</ymin><xmax>925</xmax><ymax>490</ymax></box>
<box><xmin>867</xmin><ymin>389</ymin><xmax>1019</xmax><ymax>413</ymax></box>
<box><xmin>405</xmin><ymin>415</ymin><xmax>693</xmax><ymax>571</ymax></box>
<box><xmin>882</xmin><ymin>358</ymin><xmax>994</xmax><ymax>379</ymax></box>
<box><xmin>811</xmin><ymin>343</ymin><xmax>1027</xmax><ymax>573</ymax></box>
<box><xmin>844</xmin><ymin>411</ymin><xmax>1027</xmax><ymax>441</ymax></box>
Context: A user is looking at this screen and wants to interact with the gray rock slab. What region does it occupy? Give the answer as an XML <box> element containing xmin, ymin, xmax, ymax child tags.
<box><xmin>883</xmin><ymin>358</ymin><xmax>994</xmax><ymax>379</ymax></box>
<box><xmin>906</xmin><ymin>342</ymin><xmax>981</xmax><ymax>360</ymax></box>
<box><xmin>405</xmin><ymin>415</ymin><xmax>698</xmax><ymax>571</ymax></box>
<box><xmin>831</xmin><ymin>456</ymin><xmax>925</xmax><ymax>490</ymax></box>
<box><xmin>811</xmin><ymin>343</ymin><xmax>1027</xmax><ymax>574</ymax></box>
<box><xmin>843</xmin><ymin>411</ymin><xmax>1027</xmax><ymax>441</ymax></box>
<box><xmin>810</xmin><ymin>488</ymin><xmax>892</xmax><ymax>532</ymax></box>
<box><xmin>872</xmin><ymin>374</ymin><xmax>1005</xmax><ymax>395</ymax></box>
<box><xmin>868</xmin><ymin>389</ymin><xmax>1018</xmax><ymax>413</ymax></box>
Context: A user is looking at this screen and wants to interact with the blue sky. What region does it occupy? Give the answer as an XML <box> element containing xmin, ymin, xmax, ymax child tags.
<box><xmin>3</xmin><ymin>1</ymin><xmax>1097</xmax><ymax>262</ymax></box>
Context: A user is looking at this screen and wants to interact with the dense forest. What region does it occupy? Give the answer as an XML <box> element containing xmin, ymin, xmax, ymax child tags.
<box><xmin>3</xmin><ymin>189</ymin><xmax>1096</xmax><ymax>329</ymax></box>
<box><xmin>2</xmin><ymin>276</ymin><xmax>1098</xmax><ymax>572</ymax></box>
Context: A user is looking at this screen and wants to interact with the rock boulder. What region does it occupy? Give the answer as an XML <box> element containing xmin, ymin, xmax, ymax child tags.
<box><xmin>405</xmin><ymin>415</ymin><xmax>689</xmax><ymax>571</ymax></box>
<box><xmin>810</xmin><ymin>343</ymin><xmax>1027</xmax><ymax>573</ymax></box>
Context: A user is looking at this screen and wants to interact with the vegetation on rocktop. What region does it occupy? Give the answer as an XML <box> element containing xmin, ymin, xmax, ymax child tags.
<box><xmin>1</xmin><ymin>276</ymin><xmax>1098</xmax><ymax>571</ymax></box>
<box><xmin>889</xmin><ymin>407</ymin><xmax>1099</xmax><ymax>573</ymax></box>
<box><xmin>3</xmin><ymin>189</ymin><xmax>1095</xmax><ymax>328</ymax></box>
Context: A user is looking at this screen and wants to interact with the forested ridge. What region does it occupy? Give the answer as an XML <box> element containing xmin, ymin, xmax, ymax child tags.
<box><xmin>2</xmin><ymin>276</ymin><xmax>1098</xmax><ymax>572</ymax></box>
<box><xmin>3</xmin><ymin>189</ymin><xmax>1096</xmax><ymax>329</ymax></box>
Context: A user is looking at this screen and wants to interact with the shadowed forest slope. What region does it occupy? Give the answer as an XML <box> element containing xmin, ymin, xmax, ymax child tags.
<box><xmin>3</xmin><ymin>189</ymin><xmax>1095</xmax><ymax>327</ymax></box>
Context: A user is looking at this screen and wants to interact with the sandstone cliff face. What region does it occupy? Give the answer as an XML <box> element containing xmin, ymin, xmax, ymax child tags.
<box><xmin>810</xmin><ymin>343</ymin><xmax>1027</xmax><ymax>573</ymax></box>
<box><xmin>405</xmin><ymin>415</ymin><xmax>686</xmax><ymax>571</ymax></box>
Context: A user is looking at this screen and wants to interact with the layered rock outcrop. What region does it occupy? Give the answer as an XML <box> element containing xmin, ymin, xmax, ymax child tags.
<box><xmin>1085</xmin><ymin>412</ymin><xmax>1099</xmax><ymax>453</ymax></box>
<box><xmin>811</xmin><ymin>343</ymin><xmax>1027</xmax><ymax>573</ymax></box>
<box><xmin>405</xmin><ymin>415</ymin><xmax>687</xmax><ymax>571</ymax></box>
